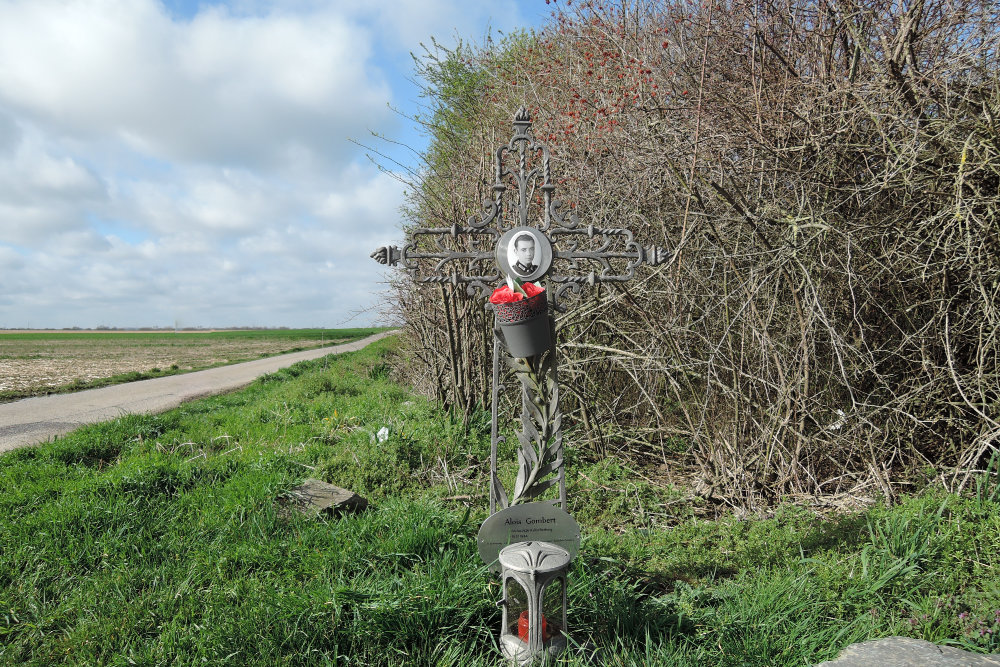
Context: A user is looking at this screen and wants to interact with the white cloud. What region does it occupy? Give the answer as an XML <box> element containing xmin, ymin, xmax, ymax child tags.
<box><xmin>0</xmin><ymin>124</ymin><xmax>107</xmax><ymax>246</ymax></box>
<box><xmin>0</xmin><ymin>245</ymin><xmax>26</xmax><ymax>276</ymax></box>
<box><xmin>0</xmin><ymin>0</ymin><xmax>393</xmax><ymax>169</ymax></box>
<box><xmin>0</xmin><ymin>0</ymin><xmax>546</xmax><ymax>328</ymax></box>
<box><xmin>0</xmin><ymin>109</ymin><xmax>21</xmax><ymax>155</ymax></box>
<box><xmin>317</xmin><ymin>168</ymin><xmax>406</xmax><ymax>231</ymax></box>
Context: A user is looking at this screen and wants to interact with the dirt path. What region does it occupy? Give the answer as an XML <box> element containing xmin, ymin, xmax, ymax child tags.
<box><xmin>0</xmin><ymin>331</ymin><xmax>397</xmax><ymax>455</ymax></box>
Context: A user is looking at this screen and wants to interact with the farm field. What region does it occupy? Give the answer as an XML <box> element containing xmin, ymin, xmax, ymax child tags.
<box><xmin>0</xmin><ymin>328</ymin><xmax>385</xmax><ymax>402</ymax></box>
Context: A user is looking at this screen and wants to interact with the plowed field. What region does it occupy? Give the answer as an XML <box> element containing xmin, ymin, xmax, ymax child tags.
<box><xmin>0</xmin><ymin>328</ymin><xmax>380</xmax><ymax>398</ymax></box>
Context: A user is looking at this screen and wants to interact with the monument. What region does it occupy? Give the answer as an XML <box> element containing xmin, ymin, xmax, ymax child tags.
<box><xmin>373</xmin><ymin>108</ymin><xmax>666</xmax><ymax>663</ymax></box>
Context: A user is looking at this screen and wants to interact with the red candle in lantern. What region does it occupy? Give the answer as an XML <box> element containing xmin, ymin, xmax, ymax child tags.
<box><xmin>517</xmin><ymin>610</ymin><xmax>549</xmax><ymax>643</ymax></box>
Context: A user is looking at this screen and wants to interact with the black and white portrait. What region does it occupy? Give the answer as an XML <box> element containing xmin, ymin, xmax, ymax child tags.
<box><xmin>509</xmin><ymin>232</ymin><xmax>538</xmax><ymax>276</ymax></box>
<box><xmin>495</xmin><ymin>227</ymin><xmax>552</xmax><ymax>282</ymax></box>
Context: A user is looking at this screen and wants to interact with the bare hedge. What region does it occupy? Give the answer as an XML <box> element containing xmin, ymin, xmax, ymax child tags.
<box><xmin>385</xmin><ymin>0</ymin><xmax>999</xmax><ymax>507</ymax></box>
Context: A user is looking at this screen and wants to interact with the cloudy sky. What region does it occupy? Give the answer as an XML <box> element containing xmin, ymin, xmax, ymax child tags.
<box><xmin>0</xmin><ymin>0</ymin><xmax>547</xmax><ymax>329</ymax></box>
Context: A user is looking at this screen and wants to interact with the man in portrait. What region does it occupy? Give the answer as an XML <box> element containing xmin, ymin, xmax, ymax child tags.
<box><xmin>511</xmin><ymin>234</ymin><xmax>538</xmax><ymax>276</ymax></box>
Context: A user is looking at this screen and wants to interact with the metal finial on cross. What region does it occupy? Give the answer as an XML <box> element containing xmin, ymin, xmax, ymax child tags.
<box><xmin>372</xmin><ymin>108</ymin><xmax>666</xmax><ymax>513</ymax></box>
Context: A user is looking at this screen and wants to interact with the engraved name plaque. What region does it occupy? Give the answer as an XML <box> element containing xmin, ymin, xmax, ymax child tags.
<box><xmin>477</xmin><ymin>501</ymin><xmax>581</xmax><ymax>572</ymax></box>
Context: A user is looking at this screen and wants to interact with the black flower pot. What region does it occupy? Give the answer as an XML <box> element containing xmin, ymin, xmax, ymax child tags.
<box><xmin>494</xmin><ymin>290</ymin><xmax>551</xmax><ymax>358</ymax></box>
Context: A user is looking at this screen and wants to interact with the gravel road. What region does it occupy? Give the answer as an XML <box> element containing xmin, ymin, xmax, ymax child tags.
<box><xmin>0</xmin><ymin>331</ymin><xmax>397</xmax><ymax>455</ymax></box>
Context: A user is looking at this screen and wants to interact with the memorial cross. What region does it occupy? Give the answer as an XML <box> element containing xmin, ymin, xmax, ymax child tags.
<box><xmin>372</xmin><ymin>108</ymin><xmax>667</xmax><ymax>518</ymax></box>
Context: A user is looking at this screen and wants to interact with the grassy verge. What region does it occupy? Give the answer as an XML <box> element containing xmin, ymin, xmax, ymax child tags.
<box><xmin>2</xmin><ymin>336</ymin><xmax>998</xmax><ymax>665</ymax></box>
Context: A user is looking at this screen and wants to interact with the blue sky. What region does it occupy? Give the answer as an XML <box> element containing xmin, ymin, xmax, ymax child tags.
<box><xmin>0</xmin><ymin>0</ymin><xmax>549</xmax><ymax>329</ymax></box>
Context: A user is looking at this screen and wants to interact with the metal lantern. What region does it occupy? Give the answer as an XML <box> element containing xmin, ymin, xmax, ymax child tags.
<box><xmin>497</xmin><ymin>541</ymin><xmax>570</xmax><ymax>664</ymax></box>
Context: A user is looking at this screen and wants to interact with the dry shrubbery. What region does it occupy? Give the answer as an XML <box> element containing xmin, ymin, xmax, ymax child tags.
<box><xmin>385</xmin><ymin>0</ymin><xmax>999</xmax><ymax>507</ymax></box>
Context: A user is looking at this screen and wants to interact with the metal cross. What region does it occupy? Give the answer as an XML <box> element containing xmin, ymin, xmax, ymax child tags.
<box><xmin>373</xmin><ymin>108</ymin><xmax>666</xmax><ymax>515</ymax></box>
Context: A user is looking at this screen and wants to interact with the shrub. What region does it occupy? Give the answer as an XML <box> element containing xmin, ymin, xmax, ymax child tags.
<box><xmin>387</xmin><ymin>0</ymin><xmax>1000</xmax><ymax>508</ymax></box>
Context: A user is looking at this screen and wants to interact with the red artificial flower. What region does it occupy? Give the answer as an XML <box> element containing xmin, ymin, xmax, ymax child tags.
<box><xmin>489</xmin><ymin>282</ymin><xmax>544</xmax><ymax>304</ymax></box>
<box><xmin>489</xmin><ymin>286</ymin><xmax>523</xmax><ymax>304</ymax></box>
<box><xmin>522</xmin><ymin>282</ymin><xmax>544</xmax><ymax>297</ymax></box>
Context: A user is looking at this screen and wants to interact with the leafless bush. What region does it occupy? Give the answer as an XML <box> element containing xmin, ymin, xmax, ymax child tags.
<box><xmin>387</xmin><ymin>0</ymin><xmax>999</xmax><ymax>507</ymax></box>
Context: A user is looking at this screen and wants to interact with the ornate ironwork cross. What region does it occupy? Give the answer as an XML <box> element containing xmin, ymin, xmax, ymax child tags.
<box><xmin>372</xmin><ymin>108</ymin><xmax>666</xmax><ymax>515</ymax></box>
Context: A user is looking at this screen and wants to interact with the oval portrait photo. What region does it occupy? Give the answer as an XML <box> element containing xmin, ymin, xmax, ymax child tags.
<box><xmin>495</xmin><ymin>227</ymin><xmax>552</xmax><ymax>282</ymax></box>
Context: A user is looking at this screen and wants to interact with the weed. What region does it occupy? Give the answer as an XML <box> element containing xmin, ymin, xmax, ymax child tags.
<box><xmin>976</xmin><ymin>450</ymin><xmax>1000</xmax><ymax>505</ymax></box>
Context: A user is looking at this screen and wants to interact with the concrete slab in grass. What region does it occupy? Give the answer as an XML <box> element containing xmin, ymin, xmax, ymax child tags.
<box><xmin>816</xmin><ymin>637</ymin><xmax>1000</xmax><ymax>667</ymax></box>
<box><xmin>284</xmin><ymin>478</ymin><xmax>369</xmax><ymax>517</ymax></box>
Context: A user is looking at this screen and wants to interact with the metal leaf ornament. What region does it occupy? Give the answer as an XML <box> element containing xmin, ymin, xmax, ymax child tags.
<box><xmin>505</xmin><ymin>334</ymin><xmax>563</xmax><ymax>506</ymax></box>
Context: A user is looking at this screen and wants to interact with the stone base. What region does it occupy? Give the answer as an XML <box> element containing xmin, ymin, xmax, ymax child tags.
<box><xmin>816</xmin><ymin>637</ymin><xmax>1000</xmax><ymax>666</ymax></box>
<box><xmin>500</xmin><ymin>633</ymin><xmax>567</xmax><ymax>665</ymax></box>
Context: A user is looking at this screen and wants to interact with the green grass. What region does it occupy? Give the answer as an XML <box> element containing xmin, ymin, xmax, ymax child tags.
<box><xmin>2</xmin><ymin>335</ymin><xmax>998</xmax><ymax>665</ymax></box>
